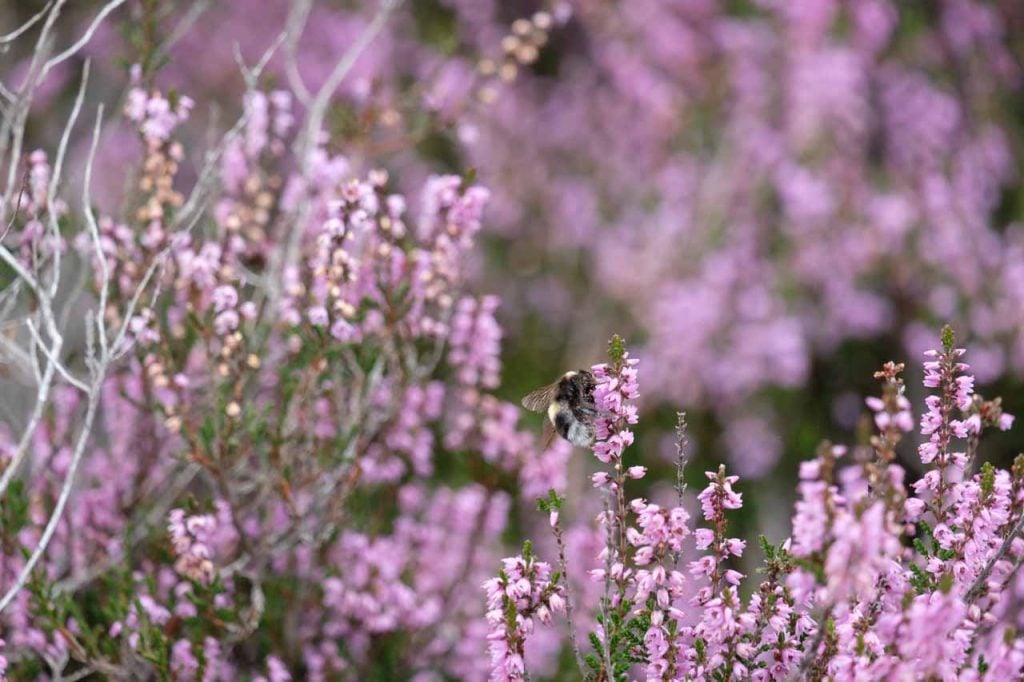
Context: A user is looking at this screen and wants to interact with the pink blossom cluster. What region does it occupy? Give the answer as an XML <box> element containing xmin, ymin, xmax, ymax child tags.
<box><xmin>483</xmin><ymin>545</ymin><xmax>566</xmax><ymax>681</ymax></box>
<box><xmin>591</xmin><ymin>354</ymin><xmax>639</xmax><ymax>468</ymax></box>
<box><xmin>9</xmin><ymin>150</ymin><xmax>66</xmax><ymax>264</ymax></box>
<box><xmin>167</xmin><ymin>508</ymin><xmax>217</xmax><ymax>585</ymax></box>
<box><xmin>124</xmin><ymin>86</ymin><xmax>194</xmax><ymax>145</ymax></box>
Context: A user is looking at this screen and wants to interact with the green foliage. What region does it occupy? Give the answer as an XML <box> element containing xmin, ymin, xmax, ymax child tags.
<box><xmin>0</xmin><ymin>479</ymin><xmax>30</xmax><ymax>538</ymax></box>
<box><xmin>536</xmin><ymin>489</ymin><xmax>564</xmax><ymax>513</ymax></box>
<box><xmin>908</xmin><ymin>563</ymin><xmax>933</xmax><ymax>594</ymax></box>
<box><xmin>589</xmin><ymin>605</ymin><xmax>651</xmax><ymax>680</ymax></box>
<box><xmin>941</xmin><ymin>324</ymin><xmax>955</xmax><ymax>354</ymax></box>
<box><xmin>410</xmin><ymin>0</ymin><xmax>459</xmax><ymax>54</ymax></box>
<box><xmin>119</xmin><ymin>0</ymin><xmax>174</xmax><ymax>81</ymax></box>
<box><xmin>607</xmin><ymin>334</ymin><xmax>626</xmax><ymax>367</ymax></box>
<box><xmin>980</xmin><ymin>461</ymin><xmax>996</xmax><ymax>498</ymax></box>
<box><xmin>758</xmin><ymin>534</ymin><xmax>775</xmax><ymax>561</ymax></box>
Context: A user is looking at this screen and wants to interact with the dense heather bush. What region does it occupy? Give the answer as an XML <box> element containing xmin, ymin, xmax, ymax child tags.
<box><xmin>497</xmin><ymin>334</ymin><xmax>1024</xmax><ymax>680</ymax></box>
<box><xmin>19</xmin><ymin>0</ymin><xmax>1024</xmax><ymax>474</ymax></box>
<box><xmin>0</xmin><ymin>4</ymin><xmax>566</xmax><ymax>677</ymax></box>
<box><xmin>1</xmin><ymin>1</ymin><xmax>1024</xmax><ymax>680</ymax></box>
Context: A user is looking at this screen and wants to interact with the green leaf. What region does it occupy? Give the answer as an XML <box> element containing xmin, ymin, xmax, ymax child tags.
<box><xmin>980</xmin><ymin>462</ymin><xmax>996</xmax><ymax>498</ymax></box>
<box><xmin>941</xmin><ymin>325</ymin><xmax>955</xmax><ymax>354</ymax></box>
<box><xmin>608</xmin><ymin>334</ymin><xmax>626</xmax><ymax>365</ymax></box>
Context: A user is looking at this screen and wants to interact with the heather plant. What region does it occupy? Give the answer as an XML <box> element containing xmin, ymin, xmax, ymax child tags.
<box><xmin>18</xmin><ymin>0</ymin><xmax>1024</xmax><ymax>479</ymax></box>
<box><xmin>0</xmin><ymin>2</ymin><xmax>571</xmax><ymax>678</ymax></box>
<box><xmin>2</xmin><ymin>2</ymin><xmax>1024</xmax><ymax>681</ymax></box>
<box><xmin>495</xmin><ymin>332</ymin><xmax>1024</xmax><ymax>680</ymax></box>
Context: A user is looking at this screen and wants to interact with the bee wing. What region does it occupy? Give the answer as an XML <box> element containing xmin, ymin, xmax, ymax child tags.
<box><xmin>541</xmin><ymin>418</ymin><xmax>557</xmax><ymax>449</ymax></box>
<box><xmin>521</xmin><ymin>382</ymin><xmax>558</xmax><ymax>413</ymax></box>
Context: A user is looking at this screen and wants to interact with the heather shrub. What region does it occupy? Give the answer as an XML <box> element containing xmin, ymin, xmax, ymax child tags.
<box><xmin>1</xmin><ymin>1</ymin><xmax>1023</xmax><ymax>681</ymax></box>
<box><xmin>493</xmin><ymin>333</ymin><xmax>1024</xmax><ymax>680</ymax></box>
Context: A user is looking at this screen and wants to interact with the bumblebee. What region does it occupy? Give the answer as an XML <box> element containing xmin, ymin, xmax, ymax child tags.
<box><xmin>521</xmin><ymin>370</ymin><xmax>597</xmax><ymax>448</ymax></box>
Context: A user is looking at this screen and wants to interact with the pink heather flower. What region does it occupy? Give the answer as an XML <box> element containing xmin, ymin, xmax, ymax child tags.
<box><xmin>698</xmin><ymin>470</ymin><xmax>742</xmax><ymax>520</ymax></box>
<box><xmin>214</xmin><ymin>310</ymin><xmax>240</xmax><ymax>336</ymax></box>
<box><xmin>211</xmin><ymin>285</ymin><xmax>238</xmax><ymax>312</ymax></box>
<box><xmin>904</xmin><ymin>497</ymin><xmax>926</xmax><ymax>521</ymax></box>
<box><xmin>448</xmin><ymin>296</ymin><xmax>502</xmax><ymax>389</ymax></box>
<box><xmin>483</xmin><ymin>549</ymin><xmax>565</xmax><ymax>681</ymax></box>
<box><xmin>308</xmin><ymin>306</ymin><xmax>329</xmax><ymax>327</ymax></box>
<box><xmin>267</xmin><ymin>656</ymin><xmax>292</xmax><ymax>682</ymax></box>
<box><xmin>824</xmin><ymin>501</ymin><xmax>901</xmax><ymax>602</ymax></box>
<box><xmin>590</xmin><ymin>354</ymin><xmax>640</xmax><ymax>469</ymax></box>
<box><xmin>627</xmin><ymin>465</ymin><xmax>647</xmax><ymax>479</ymax></box>
<box><xmin>695</xmin><ymin>528</ymin><xmax>714</xmax><ymax>550</ymax></box>
<box><xmin>138</xmin><ymin>594</ymin><xmax>172</xmax><ymax>625</ymax></box>
<box><xmin>28</xmin><ymin>150</ymin><xmax>50</xmax><ymax>208</ymax></box>
<box><xmin>168</xmin><ymin>508</ymin><xmax>217</xmax><ymax>585</ymax></box>
<box><xmin>630</xmin><ymin>501</ymin><xmax>691</xmax><ymax>563</ymax></box>
<box><xmin>125</xmin><ymin>88</ymin><xmax>147</xmax><ymax>121</ymax></box>
<box><xmin>126</xmin><ymin>88</ymin><xmax>192</xmax><ymax>142</ymax></box>
<box><xmin>866</xmin><ymin>394</ymin><xmax>914</xmax><ymax>433</ymax></box>
<box><xmin>916</xmin><ymin>341</ymin><xmax>983</xmax><ymax>523</ymax></box>
<box><xmin>790</xmin><ymin>460</ymin><xmax>835</xmax><ymax>557</ymax></box>
<box><xmin>171</xmin><ymin>639</ymin><xmax>199</xmax><ymax>680</ymax></box>
<box><xmin>329</xmin><ymin>319</ymin><xmax>357</xmax><ymax>342</ymax></box>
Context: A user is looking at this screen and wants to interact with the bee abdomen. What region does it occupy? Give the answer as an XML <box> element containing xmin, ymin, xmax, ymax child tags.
<box><xmin>553</xmin><ymin>409</ymin><xmax>573</xmax><ymax>440</ymax></box>
<box><xmin>568</xmin><ymin>421</ymin><xmax>595</xmax><ymax>448</ymax></box>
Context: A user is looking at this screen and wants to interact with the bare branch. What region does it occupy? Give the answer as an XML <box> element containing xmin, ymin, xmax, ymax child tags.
<box><xmin>54</xmin><ymin>463</ymin><xmax>201</xmax><ymax>594</ymax></box>
<box><xmin>170</xmin><ymin>31</ymin><xmax>287</xmax><ymax>234</ymax></box>
<box><xmin>0</xmin><ymin>369</ymin><xmax>102</xmax><ymax>614</ymax></box>
<box><xmin>81</xmin><ymin>104</ymin><xmax>108</xmax><ymax>359</ymax></box>
<box><xmin>42</xmin><ymin>0</ymin><xmax>127</xmax><ymax>78</ymax></box>
<box><xmin>46</xmin><ymin>59</ymin><xmax>91</xmax><ymax>299</ymax></box>
<box><xmin>24</xmin><ymin>318</ymin><xmax>87</xmax><ymax>392</ymax></box>
<box><xmin>965</xmin><ymin>509</ymin><xmax>1024</xmax><ymax>602</ymax></box>
<box><xmin>0</xmin><ymin>323</ymin><xmax>35</xmax><ymax>381</ymax></box>
<box><xmin>234</xmin><ymin>30</ymin><xmax>287</xmax><ymax>91</ymax></box>
<box><xmin>0</xmin><ymin>0</ymin><xmax>55</xmax><ymax>46</ymax></box>
<box><xmin>284</xmin><ymin>0</ymin><xmax>314</xmax><ymax>106</ymax></box>
<box><xmin>0</xmin><ymin>0</ymin><xmax>66</xmax><ymax>221</ymax></box>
